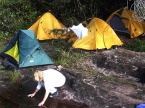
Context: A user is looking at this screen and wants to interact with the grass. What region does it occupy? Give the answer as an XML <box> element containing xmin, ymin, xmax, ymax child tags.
<box><xmin>0</xmin><ymin>0</ymin><xmax>145</xmax><ymax>84</ymax></box>
<box><xmin>0</xmin><ymin>67</ymin><xmax>21</xmax><ymax>83</ymax></box>
<box><xmin>100</xmin><ymin>74</ymin><xmax>136</xmax><ymax>86</ymax></box>
<box><xmin>9</xmin><ymin>70</ymin><xmax>21</xmax><ymax>82</ymax></box>
<box><xmin>124</xmin><ymin>38</ymin><xmax>145</xmax><ymax>52</ymax></box>
<box><xmin>42</xmin><ymin>39</ymin><xmax>98</xmax><ymax>76</ymax></box>
<box><xmin>46</xmin><ymin>39</ymin><xmax>88</xmax><ymax>67</ymax></box>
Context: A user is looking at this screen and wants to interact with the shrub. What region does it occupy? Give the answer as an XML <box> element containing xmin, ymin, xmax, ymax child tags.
<box><xmin>125</xmin><ymin>38</ymin><xmax>145</xmax><ymax>52</ymax></box>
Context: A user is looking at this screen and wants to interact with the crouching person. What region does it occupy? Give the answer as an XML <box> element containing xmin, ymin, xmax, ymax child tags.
<box><xmin>27</xmin><ymin>68</ymin><xmax>66</xmax><ymax>106</ymax></box>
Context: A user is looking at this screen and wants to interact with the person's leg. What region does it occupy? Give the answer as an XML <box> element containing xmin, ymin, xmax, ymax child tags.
<box><xmin>50</xmin><ymin>87</ymin><xmax>57</xmax><ymax>94</ymax></box>
<box><xmin>49</xmin><ymin>87</ymin><xmax>58</xmax><ymax>97</ymax></box>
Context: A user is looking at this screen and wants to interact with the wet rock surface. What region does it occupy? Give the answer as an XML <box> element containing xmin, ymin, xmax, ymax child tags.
<box><xmin>0</xmin><ymin>38</ymin><xmax>145</xmax><ymax>107</ymax></box>
<box><xmin>58</xmin><ymin>69</ymin><xmax>144</xmax><ymax>108</ymax></box>
<box><xmin>94</xmin><ymin>48</ymin><xmax>145</xmax><ymax>78</ymax></box>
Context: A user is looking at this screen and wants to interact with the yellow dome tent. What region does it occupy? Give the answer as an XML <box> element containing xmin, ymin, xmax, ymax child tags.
<box><xmin>72</xmin><ymin>18</ymin><xmax>123</xmax><ymax>50</ymax></box>
<box><xmin>106</xmin><ymin>8</ymin><xmax>145</xmax><ymax>38</ymax></box>
<box><xmin>121</xmin><ymin>9</ymin><xmax>145</xmax><ymax>38</ymax></box>
<box><xmin>28</xmin><ymin>12</ymin><xmax>67</xmax><ymax>40</ymax></box>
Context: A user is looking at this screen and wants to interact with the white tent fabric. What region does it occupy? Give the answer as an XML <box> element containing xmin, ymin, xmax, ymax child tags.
<box><xmin>70</xmin><ymin>23</ymin><xmax>88</xmax><ymax>39</ymax></box>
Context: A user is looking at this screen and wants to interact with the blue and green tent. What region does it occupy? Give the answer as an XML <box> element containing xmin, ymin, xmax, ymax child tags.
<box><xmin>0</xmin><ymin>30</ymin><xmax>53</xmax><ymax>68</ymax></box>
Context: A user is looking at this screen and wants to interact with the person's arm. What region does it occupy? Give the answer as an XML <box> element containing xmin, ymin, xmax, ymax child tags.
<box><xmin>38</xmin><ymin>81</ymin><xmax>51</xmax><ymax>106</ymax></box>
<box><xmin>27</xmin><ymin>88</ymin><xmax>39</xmax><ymax>97</ymax></box>
<box><xmin>27</xmin><ymin>81</ymin><xmax>42</xmax><ymax>98</ymax></box>
<box><xmin>38</xmin><ymin>91</ymin><xmax>49</xmax><ymax>106</ymax></box>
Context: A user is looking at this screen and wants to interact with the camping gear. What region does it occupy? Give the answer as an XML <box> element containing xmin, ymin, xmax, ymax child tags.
<box><xmin>72</xmin><ymin>18</ymin><xmax>123</xmax><ymax>50</ymax></box>
<box><xmin>28</xmin><ymin>12</ymin><xmax>68</xmax><ymax>40</ymax></box>
<box><xmin>106</xmin><ymin>8</ymin><xmax>145</xmax><ymax>38</ymax></box>
<box><xmin>0</xmin><ymin>30</ymin><xmax>53</xmax><ymax>68</ymax></box>
<box><xmin>69</xmin><ymin>23</ymin><xmax>88</xmax><ymax>39</ymax></box>
<box><xmin>136</xmin><ymin>104</ymin><xmax>145</xmax><ymax>108</ymax></box>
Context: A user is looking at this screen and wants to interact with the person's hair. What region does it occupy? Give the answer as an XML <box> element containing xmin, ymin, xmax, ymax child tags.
<box><xmin>34</xmin><ymin>70</ymin><xmax>43</xmax><ymax>81</ymax></box>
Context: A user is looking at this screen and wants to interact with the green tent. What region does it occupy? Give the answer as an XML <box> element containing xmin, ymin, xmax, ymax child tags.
<box><xmin>0</xmin><ymin>30</ymin><xmax>53</xmax><ymax>68</ymax></box>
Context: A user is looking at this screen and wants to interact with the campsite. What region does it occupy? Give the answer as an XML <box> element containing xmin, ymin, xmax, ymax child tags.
<box><xmin>0</xmin><ymin>0</ymin><xmax>145</xmax><ymax>108</ymax></box>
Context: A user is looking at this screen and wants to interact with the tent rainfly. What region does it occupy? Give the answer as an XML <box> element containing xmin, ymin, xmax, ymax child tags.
<box><xmin>106</xmin><ymin>8</ymin><xmax>145</xmax><ymax>38</ymax></box>
<box><xmin>28</xmin><ymin>12</ymin><xmax>68</xmax><ymax>40</ymax></box>
<box><xmin>0</xmin><ymin>30</ymin><xmax>53</xmax><ymax>68</ymax></box>
<box><xmin>73</xmin><ymin>18</ymin><xmax>123</xmax><ymax>50</ymax></box>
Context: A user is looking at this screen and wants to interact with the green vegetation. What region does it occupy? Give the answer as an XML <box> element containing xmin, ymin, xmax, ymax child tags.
<box><xmin>0</xmin><ymin>0</ymin><xmax>126</xmax><ymax>39</ymax></box>
<box><xmin>125</xmin><ymin>38</ymin><xmax>145</xmax><ymax>52</ymax></box>
<box><xmin>0</xmin><ymin>69</ymin><xmax>21</xmax><ymax>82</ymax></box>
<box><xmin>9</xmin><ymin>70</ymin><xmax>21</xmax><ymax>82</ymax></box>
<box><xmin>0</xmin><ymin>0</ymin><xmax>145</xmax><ymax>82</ymax></box>
<box><xmin>0</xmin><ymin>0</ymin><xmax>38</xmax><ymax>39</ymax></box>
<box><xmin>46</xmin><ymin>39</ymin><xmax>89</xmax><ymax>68</ymax></box>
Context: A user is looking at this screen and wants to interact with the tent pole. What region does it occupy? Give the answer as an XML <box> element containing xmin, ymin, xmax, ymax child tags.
<box><xmin>127</xmin><ymin>0</ymin><xmax>129</xmax><ymax>9</ymax></box>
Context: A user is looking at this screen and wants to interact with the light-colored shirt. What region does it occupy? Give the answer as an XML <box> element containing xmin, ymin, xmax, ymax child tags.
<box><xmin>36</xmin><ymin>69</ymin><xmax>66</xmax><ymax>94</ymax></box>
